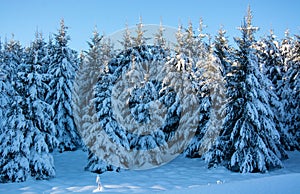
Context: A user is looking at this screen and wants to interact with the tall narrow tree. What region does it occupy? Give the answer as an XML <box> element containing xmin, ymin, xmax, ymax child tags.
<box><xmin>206</xmin><ymin>7</ymin><xmax>286</xmax><ymax>172</ymax></box>
<box><xmin>281</xmin><ymin>34</ymin><xmax>300</xmax><ymax>150</ymax></box>
<box><xmin>119</xmin><ymin>23</ymin><xmax>132</xmax><ymax>51</ymax></box>
<box><xmin>26</xmin><ymin>32</ymin><xmax>58</xmax><ymax>151</ymax></box>
<box><xmin>0</xmin><ymin>39</ymin><xmax>30</xmax><ymax>182</ymax></box>
<box><xmin>154</xmin><ymin>20</ymin><xmax>166</xmax><ymax>49</ymax></box>
<box><xmin>1</xmin><ymin>36</ymin><xmax>56</xmax><ymax>182</ymax></box>
<box><xmin>46</xmin><ymin>19</ymin><xmax>82</xmax><ymax>152</ymax></box>
<box><xmin>214</xmin><ymin>26</ymin><xmax>232</xmax><ymax>76</ymax></box>
<box><xmin>255</xmin><ymin>31</ymin><xmax>297</xmax><ymax>150</ymax></box>
<box><xmin>131</xmin><ymin>17</ymin><xmax>149</xmax><ymax>47</ymax></box>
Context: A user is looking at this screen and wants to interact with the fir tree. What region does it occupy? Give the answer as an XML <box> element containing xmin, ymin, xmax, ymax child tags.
<box><xmin>46</xmin><ymin>19</ymin><xmax>82</xmax><ymax>152</ymax></box>
<box><xmin>0</xmin><ymin>36</ymin><xmax>55</xmax><ymax>182</ymax></box>
<box><xmin>17</xmin><ymin>62</ymin><xmax>56</xmax><ymax>180</ymax></box>
<box><xmin>255</xmin><ymin>31</ymin><xmax>297</xmax><ymax>150</ymax></box>
<box><xmin>183</xmin><ymin>21</ymin><xmax>197</xmax><ymax>58</ymax></box>
<box><xmin>74</xmin><ymin>29</ymin><xmax>119</xmax><ymax>173</ymax></box>
<box><xmin>184</xmin><ymin>41</ymin><xmax>226</xmax><ymax>158</ymax></box>
<box><xmin>0</xmin><ymin>38</ymin><xmax>29</xmax><ymax>183</ymax></box>
<box><xmin>214</xmin><ymin>26</ymin><xmax>232</xmax><ymax>76</ymax></box>
<box><xmin>131</xmin><ymin>17</ymin><xmax>149</xmax><ymax>47</ymax></box>
<box><xmin>119</xmin><ymin>23</ymin><xmax>132</xmax><ymax>51</ymax></box>
<box><xmin>174</xmin><ymin>23</ymin><xmax>184</xmax><ymax>54</ymax></box>
<box><xmin>154</xmin><ymin>20</ymin><xmax>166</xmax><ymax>49</ymax></box>
<box><xmin>100</xmin><ymin>37</ymin><xmax>114</xmax><ymax>73</ymax></box>
<box><xmin>281</xmin><ymin>34</ymin><xmax>300</xmax><ymax>150</ymax></box>
<box><xmin>206</xmin><ymin>7</ymin><xmax>286</xmax><ymax>173</ymax></box>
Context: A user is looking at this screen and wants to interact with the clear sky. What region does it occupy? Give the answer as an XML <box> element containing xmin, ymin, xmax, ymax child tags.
<box><xmin>0</xmin><ymin>0</ymin><xmax>299</xmax><ymax>51</ymax></box>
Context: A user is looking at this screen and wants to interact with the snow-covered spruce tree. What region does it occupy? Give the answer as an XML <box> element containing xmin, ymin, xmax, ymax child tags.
<box><xmin>290</xmin><ymin>35</ymin><xmax>300</xmax><ymax>148</ymax></box>
<box><xmin>17</xmin><ymin>58</ymin><xmax>56</xmax><ymax>180</ymax></box>
<box><xmin>0</xmin><ymin>38</ymin><xmax>29</xmax><ymax>183</ymax></box>
<box><xmin>255</xmin><ymin>30</ymin><xmax>283</xmax><ymax>85</ymax></box>
<box><xmin>184</xmin><ymin>44</ymin><xmax>226</xmax><ymax>158</ymax></box>
<box><xmin>169</xmin><ymin>23</ymin><xmax>194</xmax><ymax>146</ymax></box>
<box><xmin>119</xmin><ymin>23</ymin><xmax>132</xmax><ymax>51</ymax></box>
<box><xmin>87</xmin><ymin>44</ymin><xmax>183</xmax><ymax>168</ymax></box>
<box><xmin>154</xmin><ymin>20</ymin><xmax>167</xmax><ymax>49</ymax></box>
<box><xmin>206</xmin><ymin>7</ymin><xmax>286</xmax><ymax>173</ymax></box>
<box><xmin>131</xmin><ymin>17</ymin><xmax>149</xmax><ymax>47</ymax></box>
<box><xmin>196</xmin><ymin>46</ymin><xmax>227</xmax><ymax>161</ymax></box>
<box><xmin>0</xmin><ymin>37</ymin><xmax>55</xmax><ymax>182</ymax></box>
<box><xmin>183</xmin><ymin>20</ymin><xmax>217</xmax><ymax>158</ymax></box>
<box><xmin>0</xmin><ymin>40</ymin><xmax>18</xmax><ymax>182</ymax></box>
<box><xmin>73</xmin><ymin>52</ymin><xmax>88</xmax><ymax>139</ymax></box>
<box><xmin>0</xmin><ymin>38</ymin><xmax>24</xmax><ymax>130</ymax></box>
<box><xmin>46</xmin><ymin>19</ymin><xmax>82</xmax><ymax>152</ymax></box>
<box><xmin>281</xmin><ymin>34</ymin><xmax>300</xmax><ymax>150</ymax></box>
<box><xmin>254</xmin><ymin>31</ymin><xmax>296</xmax><ymax>150</ymax></box>
<box><xmin>162</xmin><ymin>45</ymin><xmax>200</xmax><ymax>159</ymax></box>
<box><xmin>214</xmin><ymin>26</ymin><xmax>233</xmax><ymax>76</ymax></box>
<box><xmin>74</xmin><ymin>30</ymin><xmax>119</xmax><ymax>173</ymax></box>
<box><xmin>25</xmin><ymin>32</ymin><xmax>58</xmax><ymax>152</ymax></box>
<box><xmin>179</xmin><ymin>21</ymin><xmax>202</xmax><ymax>157</ymax></box>
<box><xmin>73</xmin><ymin>29</ymin><xmax>103</xmax><ymax>125</ymax></box>
<box><xmin>277</xmin><ymin>31</ymin><xmax>298</xmax><ymax>150</ymax></box>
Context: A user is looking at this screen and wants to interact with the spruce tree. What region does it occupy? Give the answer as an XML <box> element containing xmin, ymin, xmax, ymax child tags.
<box><xmin>0</xmin><ymin>38</ymin><xmax>30</xmax><ymax>183</ymax></box>
<box><xmin>74</xmin><ymin>30</ymin><xmax>119</xmax><ymax>173</ymax></box>
<box><xmin>119</xmin><ymin>23</ymin><xmax>132</xmax><ymax>51</ymax></box>
<box><xmin>26</xmin><ymin>32</ymin><xmax>58</xmax><ymax>152</ymax></box>
<box><xmin>255</xmin><ymin>31</ymin><xmax>296</xmax><ymax>150</ymax></box>
<box><xmin>1</xmin><ymin>36</ymin><xmax>55</xmax><ymax>182</ymax></box>
<box><xmin>214</xmin><ymin>26</ymin><xmax>232</xmax><ymax>76</ymax></box>
<box><xmin>206</xmin><ymin>7</ymin><xmax>286</xmax><ymax>172</ymax></box>
<box><xmin>17</xmin><ymin>61</ymin><xmax>56</xmax><ymax>180</ymax></box>
<box><xmin>184</xmin><ymin>20</ymin><xmax>214</xmax><ymax>158</ymax></box>
<box><xmin>46</xmin><ymin>19</ymin><xmax>82</xmax><ymax>152</ymax></box>
<box><xmin>131</xmin><ymin>17</ymin><xmax>149</xmax><ymax>47</ymax></box>
<box><xmin>154</xmin><ymin>20</ymin><xmax>166</xmax><ymax>49</ymax></box>
<box><xmin>281</xmin><ymin>34</ymin><xmax>300</xmax><ymax>150</ymax></box>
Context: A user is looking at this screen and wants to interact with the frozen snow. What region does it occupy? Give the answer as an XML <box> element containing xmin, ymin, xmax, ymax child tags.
<box><xmin>0</xmin><ymin>150</ymin><xmax>299</xmax><ymax>193</ymax></box>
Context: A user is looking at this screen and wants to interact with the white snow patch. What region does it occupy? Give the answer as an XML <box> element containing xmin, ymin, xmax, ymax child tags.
<box><xmin>0</xmin><ymin>150</ymin><xmax>299</xmax><ymax>194</ymax></box>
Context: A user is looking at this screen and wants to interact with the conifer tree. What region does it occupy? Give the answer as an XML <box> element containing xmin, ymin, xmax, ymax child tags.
<box><xmin>0</xmin><ymin>36</ymin><xmax>55</xmax><ymax>182</ymax></box>
<box><xmin>255</xmin><ymin>31</ymin><xmax>297</xmax><ymax>150</ymax></box>
<box><xmin>74</xmin><ymin>29</ymin><xmax>119</xmax><ymax>173</ymax></box>
<box><xmin>281</xmin><ymin>34</ymin><xmax>300</xmax><ymax>150</ymax></box>
<box><xmin>120</xmin><ymin>23</ymin><xmax>132</xmax><ymax>51</ymax></box>
<box><xmin>17</xmin><ymin>61</ymin><xmax>56</xmax><ymax>180</ymax></box>
<box><xmin>206</xmin><ymin>7</ymin><xmax>286</xmax><ymax>172</ymax></box>
<box><xmin>131</xmin><ymin>17</ymin><xmax>149</xmax><ymax>47</ymax></box>
<box><xmin>0</xmin><ymin>38</ymin><xmax>29</xmax><ymax>183</ymax></box>
<box><xmin>214</xmin><ymin>26</ymin><xmax>232</xmax><ymax>76</ymax></box>
<box><xmin>154</xmin><ymin>20</ymin><xmax>166</xmax><ymax>49</ymax></box>
<box><xmin>183</xmin><ymin>21</ymin><xmax>197</xmax><ymax>58</ymax></box>
<box><xmin>100</xmin><ymin>37</ymin><xmax>114</xmax><ymax>73</ymax></box>
<box><xmin>46</xmin><ymin>19</ymin><xmax>82</xmax><ymax>152</ymax></box>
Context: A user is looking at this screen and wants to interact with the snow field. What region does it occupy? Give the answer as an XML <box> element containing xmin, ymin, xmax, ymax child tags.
<box><xmin>0</xmin><ymin>150</ymin><xmax>299</xmax><ymax>193</ymax></box>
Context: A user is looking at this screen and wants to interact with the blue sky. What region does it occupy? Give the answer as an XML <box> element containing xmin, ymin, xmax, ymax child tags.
<box><xmin>0</xmin><ymin>0</ymin><xmax>299</xmax><ymax>51</ymax></box>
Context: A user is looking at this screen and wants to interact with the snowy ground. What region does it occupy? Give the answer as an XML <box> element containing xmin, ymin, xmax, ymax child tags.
<box><xmin>1</xmin><ymin>150</ymin><xmax>300</xmax><ymax>194</ymax></box>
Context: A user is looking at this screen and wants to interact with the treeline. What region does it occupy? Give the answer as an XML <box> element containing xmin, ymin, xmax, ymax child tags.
<box><xmin>0</xmin><ymin>7</ymin><xmax>299</xmax><ymax>183</ymax></box>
